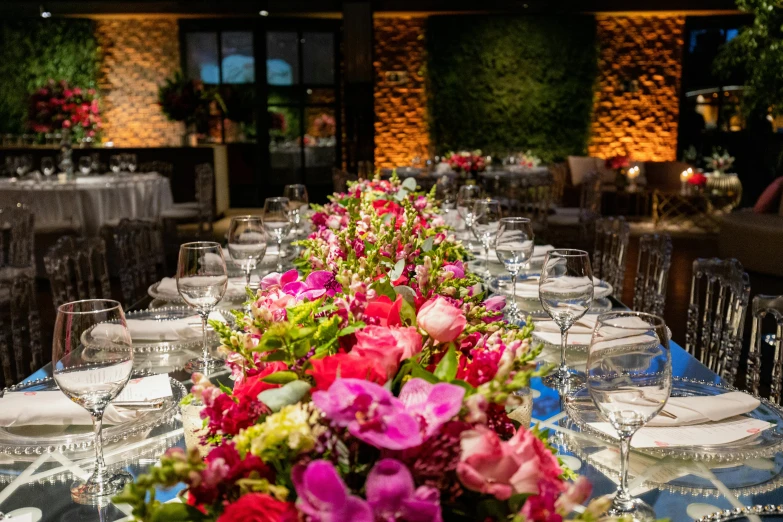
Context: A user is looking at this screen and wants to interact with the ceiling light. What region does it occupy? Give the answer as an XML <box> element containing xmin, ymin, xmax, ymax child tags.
<box><xmin>259</xmin><ymin>10</ymin><xmax>269</xmax><ymax>16</ymax></box>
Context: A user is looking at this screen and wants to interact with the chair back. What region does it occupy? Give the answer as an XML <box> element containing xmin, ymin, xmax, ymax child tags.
<box><xmin>0</xmin><ymin>275</ymin><xmax>41</xmax><ymax>386</ymax></box>
<box><xmin>748</xmin><ymin>294</ymin><xmax>783</xmax><ymax>403</ymax></box>
<box><xmin>548</xmin><ymin>162</ymin><xmax>567</xmax><ymax>205</ymax></box>
<box><xmin>103</xmin><ymin>219</ymin><xmax>166</xmax><ymax>307</ymax></box>
<box><xmin>332</xmin><ymin>168</ymin><xmax>357</xmax><ymax>193</ymax></box>
<box><xmin>632</xmin><ymin>233</ymin><xmax>672</xmax><ymax>317</ymax></box>
<box><xmin>579</xmin><ymin>172</ymin><xmax>603</xmax><ymax>225</ymax></box>
<box><xmin>195</xmin><ymin>163</ymin><xmax>214</xmax><ymax>236</ymax></box>
<box><xmin>0</xmin><ymin>204</ymin><xmax>34</xmax><ymax>270</ymax></box>
<box><xmin>686</xmin><ymin>257</ymin><xmax>750</xmax><ymax>384</ymax></box>
<box><xmin>513</xmin><ymin>173</ymin><xmax>553</xmax><ymax>234</ymax></box>
<box><xmin>44</xmin><ymin>236</ymin><xmax>112</xmax><ymax>309</ymax></box>
<box><xmin>593</xmin><ymin>217</ymin><xmax>630</xmax><ymax>296</ymax></box>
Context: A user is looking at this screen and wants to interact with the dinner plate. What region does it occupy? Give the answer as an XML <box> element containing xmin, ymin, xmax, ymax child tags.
<box><xmin>564</xmin><ymin>377</ymin><xmax>783</xmax><ymax>462</ymax></box>
<box><xmin>488</xmin><ymin>274</ymin><xmax>613</xmax><ymax>301</ymax></box>
<box><xmin>0</xmin><ymin>373</ymin><xmax>184</xmax><ymax>455</ymax></box>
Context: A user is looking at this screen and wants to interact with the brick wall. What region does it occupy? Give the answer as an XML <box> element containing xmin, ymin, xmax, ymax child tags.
<box><xmin>373</xmin><ymin>17</ymin><xmax>429</xmax><ymax>169</ymax></box>
<box><xmin>95</xmin><ymin>18</ymin><xmax>184</xmax><ymax>147</ymax></box>
<box><xmin>589</xmin><ymin>15</ymin><xmax>685</xmax><ymax>162</ymax></box>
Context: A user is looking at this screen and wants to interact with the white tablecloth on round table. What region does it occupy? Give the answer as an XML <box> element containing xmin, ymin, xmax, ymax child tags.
<box><xmin>478</xmin><ymin>166</ymin><xmax>550</xmax><ymax>179</ymax></box>
<box><xmin>0</xmin><ymin>173</ymin><xmax>174</xmax><ymax>235</ymax></box>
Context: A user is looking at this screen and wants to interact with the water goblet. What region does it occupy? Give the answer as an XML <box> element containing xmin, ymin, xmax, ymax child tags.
<box><xmin>435</xmin><ymin>175</ymin><xmax>456</xmax><ymax>213</ymax></box>
<box><xmin>227</xmin><ymin>216</ymin><xmax>267</xmax><ymax>288</ymax></box>
<box><xmin>41</xmin><ymin>157</ymin><xmax>56</xmax><ymax>179</ymax></box>
<box><xmin>587</xmin><ymin>312</ymin><xmax>672</xmax><ymax>521</ymax></box>
<box><xmin>283</xmin><ymin>184</ymin><xmax>309</xmax><ymax>231</ymax></box>
<box><xmin>52</xmin><ymin>299</ymin><xmax>134</xmax><ymax>504</ymax></box>
<box><xmin>539</xmin><ymin>249</ymin><xmax>594</xmax><ymax>387</ymax></box>
<box><xmin>494</xmin><ymin>217</ymin><xmax>534</xmax><ymax>321</ymax></box>
<box><xmin>263</xmin><ymin>197</ymin><xmax>293</xmax><ymax>273</ymax></box>
<box><xmin>177</xmin><ymin>242</ymin><xmax>228</xmax><ymax>374</ymax></box>
<box><xmin>78</xmin><ymin>156</ymin><xmax>92</xmax><ymax>176</ymax></box>
<box><xmin>109</xmin><ymin>155</ymin><xmax>122</xmax><ymax>174</ymax></box>
<box><xmin>16</xmin><ymin>155</ymin><xmax>32</xmax><ymax>177</ymax></box>
<box><xmin>457</xmin><ymin>184</ymin><xmax>482</xmax><ymax>247</ymax></box>
<box><xmin>471</xmin><ymin>198</ymin><xmax>502</xmax><ymax>281</ymax></box>
<box><xmin>125</xmin><ymin>153</ymin><xmax>137</xmax><ymax>173</ymax></box>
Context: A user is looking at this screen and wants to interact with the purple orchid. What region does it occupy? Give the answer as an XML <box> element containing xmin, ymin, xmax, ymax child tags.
<box><xmin>366</xmin><ymin>459</ymin><xmax>443</xmax><ymax>522</ymax></box>
<box><xmin>292</xmin><ymin>460</ymin><xmax>372</xmax><ymax>522</ymax></box>
<box><xmin>398</xmin><ymin>378</ymin><xmax>465</xmax><ymax>438</ymax></box>
<box><xmin>259</xmin><ymin>269</ymin><xmax>299</xmax><ymax>290</ymax></box>
<box><xmin>312</xmin><ymin>378</ymin><xmax>423</xmax><ymax>450</ymax></box>
<box><xmin>283</xmin><ymin>270</ymin><xmax>340</xmax><ymax>301</ymax></box>
<box><xmin>442</xmin><ymin>260</ymin><xmax>465</xmax><ymax>279</ymax></box>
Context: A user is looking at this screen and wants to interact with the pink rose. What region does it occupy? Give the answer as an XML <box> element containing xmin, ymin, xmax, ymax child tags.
<box><xmin>417</xmin><ymin>297</ymin><xmax>466</xmax><ymax>343</ymax></box>
<box><xmin>352</xmin><ymin>326</ymin><xmax>421</xmax><ymax>377</ymax></box>
<box><xmin>457</xmin><ymin>425</ymin><xmax>563</xmax><ymax>500</ymax></box>
<box><xmin>389</xmin><ymin>326</ymin><xmax>423</xmax><ymax>360</ymax></box>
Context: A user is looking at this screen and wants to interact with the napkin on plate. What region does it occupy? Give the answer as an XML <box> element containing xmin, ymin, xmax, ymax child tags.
<box><xmin>91</xmin><ymin>312</ymin><xmax>225</xmax><ymax>342</ymax></box>
<box><xmin>648</xmin><ymin>392</ymin><xmax>760</xmax><ymax>427</ymax></box>
<box><xmin>155</xmin><ymin>277</ymin><xmax>256</xmax><ymax>299</ymax></box>
<box><xmin>534</xmin><ymin>315</ymin><xmax>597</xmax><ymax>334</ymax></box>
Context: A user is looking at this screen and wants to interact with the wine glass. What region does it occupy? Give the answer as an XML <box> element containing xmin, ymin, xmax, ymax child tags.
<box><xmin>227</xmin><ymin>216</ymin><xmax>268</xmax><ymax>288</ymax></box>
<box><xmin>587</xmin><ymin>312</ymin><xmax>672</xmax><ymax>521</ymax></box>
<box><xmin>41</xmin><ymin>157</ymin><xmax>56</xmax><ymax>178</ymax></box>
<box><xmin>263</xmin><ymin>197</ymin><xmax>293</xmax><ymax>273</ymax></box>
<box><xmin>457</xmin><ymin>184</ymin><xmax>482</xmax><ymax>246</ymax></box>
<box><xmin>177</xmin><ymin>242</ymin><xmax>228</xmax><ymax>374</ymax></box>
<box><xmin>16</xmin><ymin>155</ymin><xmax>32</xmax><ymax>177</ymax></box>
<box><xmin>283</xmin><ymin>184</ymin><xmax>309</xmax><ymax>231</ymax></box>
<box><xmin>494</xmin><ymin>217</ymin><xmax>534</xmax><ymax>321</ymax></box>
<box><xmin>125</xmin><ymin>153</ymin><xmax>137</xmax><ymax>173</ymax></box>
<box><xmin>109</xmin><ymin>155</ymin><xmax>122</xmax><ymax>174</ymax></box>
<box><xmin>539</xmin><ymin>249</ymin><xmax>594</xmax><ymax>387</ymax></box>
<box><xmin>435</xmin><ymin>175</ymin><xmax>456</xmax><ymax>213</ymax></box>
<box><xmin>471</xmin><ymin>198</ymin><xmax>502</xmax><ymax>280</ymax></box>
<box><xmin>78</xmin><ymin>156</ymin><xmax>92</xmax><ymax>176</ymax></box>
<box><xmin>52</xmin><ymin>299</ymin><xmax>134</xmax><ymax>504</ymax></box>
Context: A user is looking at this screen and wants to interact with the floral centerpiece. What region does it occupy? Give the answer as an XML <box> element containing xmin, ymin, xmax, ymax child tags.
<box><xmin>604</xmin><ymin>155</ymin><xmax>630</xmax><ymax>171</ymax></box>
<box><xmin>517</xmin><ymin>150</ymin><xmax>542</xmax><ymax>169</ymax></box>
<box><xmin>27</xmin><ymin>79</ymin><xmax>102</xmax><ymax>143</ymax></box>
<box><xmin>116</xmin><ymin>175</ymin><xmax>612</xmax><ymax>522</ymax></box>
<box><xmin>704</xmin><ymin>148</ymin><xmax>735</xmax><ymax>175</ymax></box>
<box><xmin>159</xmin><ymin>72</ymin><xmax>223</xmax><ymax>143</ymax></box>
<box><xmin>444</xmin><ymin>150</ymin><xmax>486</xmax><ymax>176</ymax></box>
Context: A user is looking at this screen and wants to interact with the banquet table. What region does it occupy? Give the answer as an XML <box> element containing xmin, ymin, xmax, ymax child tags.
<box><xmin>0</xmin><ymin>173</ymin><xmax>173</xmax><ymax>236</ymax></box>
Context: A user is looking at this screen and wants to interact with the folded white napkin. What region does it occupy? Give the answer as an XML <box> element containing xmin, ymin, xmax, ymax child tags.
<box><xmin>532</xmin><ymin>245</ymin><xmax>554</xmax><ymax>260</ymax></box>
<box><xmin>156</xmin><ymin>277</ymin><xmax>256</xmax><ymax>299</ymax></box>
<box><xmin>534</xmin><ymin>315</ymin><xmax>598</xmax><ymax>334</ymax></box>
<box><xmin>534</xmin><ymin>316</ymin><xmax>661</xmax><ymax>348</ymax></box>
<box><xmin>91</xmin><ymin>312</ymin><xmax>225</xmax><ymax>342</ymax></box>
<box><xmin>648</xmin><ymin>392</ymin><xmax>760</xmax><ymax>427</ymax></box>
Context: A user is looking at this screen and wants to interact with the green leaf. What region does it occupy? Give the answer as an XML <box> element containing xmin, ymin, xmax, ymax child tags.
<box><xmin>290</xmin><ymin>326</ymin><xmax>316</xmax><ymax>340</ymax></box>
<box><xmin>394</xmin><ymin>285</ymin><xmax>417</xmax><ymax>303</ymax></box>
<box><xmin>150</xmin><ymin>502</ymin><xmax>209</xmax><ymax>522</ymax></box>
<box><xmin>257</xmin><ymin>334</ymin><xmax>284</xmax><ymax>351</ymax></box>
<box><xmin>394</xmin><ymin>188</ymin><xmax>409</xmax><ymax>201</ymax></box>
<box><xmin>399</xmin><ymin>299</ymin><xmax>417</xmax><ymax>326</ymax></box>
<box><xmin>257</xmin><ymin>380</ymin><xmax>312</xmax><ymax>412</ymax></box>
<box><xmin>338</xmin><ymin>322</ymin><xmax>366</xmax><ymax>336</ymax></box>
<box><xmin>401</xmin><ymin>176</ymin><xmax>417</xmax><ymax>191</ymax></box>
<box><xmin>217</xmin><ymin>380</ymin><xmax>234</xmax><ymax>396</ymax></box>
<box><xmin>261</xmin><ymin>371</ymin><xmax>298</xmax><ymax>384</ymax></box>
<box><xmin>434</xmin><ymin>344</ymin><xmax>458</xmax><ymax>381</ymax></box>
<box><xmin>390</xmin><ymin>259</ymin><xmax>406</xmax><ymax>281</ymax></box>
<box><xmin>508</xmin><ymin>493</ymin><xmax>532</xmax><ymax>514</ymax></box>
<box><xmin>370</xmin><ymin>278</ymin><xmax>396</xmax><ymax>299</ymax></box>
<box><xmin>422</xmin><ymin>237</ymin><xmax>434</xmax><ymax>252</ymax></box>
<box><xmin>411</xmin><ymin>364</ymin><xmax>439</xmax><ymax>383</ymax></box>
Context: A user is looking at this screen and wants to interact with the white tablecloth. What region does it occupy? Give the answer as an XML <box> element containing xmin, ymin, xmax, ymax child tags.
<box><xmin>0</xmin><ymin>173</ymin><xmax>174</xmax><ymax>235</ymax></box>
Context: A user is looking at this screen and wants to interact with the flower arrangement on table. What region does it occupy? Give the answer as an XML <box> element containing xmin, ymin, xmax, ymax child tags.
<box><xmin>27</xmin><ymin>79</ymin><xmax>102</xmax><ymax>143</ymax></box>
<box><xmin>444</xmin><ymin>150</ymin><xmax>487</xmax><ymax>176</ymax></box>
<box><xmin>516</xmin><ymin>150</ymin><xmax>542</xmax><ymax>169</ymax></box>
<box><xmin>604</xmin><ymin>155</ymin><xmax>630</xmax><ymax>171</ymax></box>
<box><xmin>158</xmin><ymin>72</ymin><xmax>223</xmax><ymax>131</ymax></box>
<box><xmin>687</xmin><ymin>172</ymin><xmax>708</xmax><ymax>189</ymax></box>
<box><xmin>704</xmin><ymin>148</ymin><xmax>735</xmax><ymax>175</ymax></box>
<box><xmin>116</xmin><ymin>175</ymin><xmax>612</xmax><ymax>522</ymax></box>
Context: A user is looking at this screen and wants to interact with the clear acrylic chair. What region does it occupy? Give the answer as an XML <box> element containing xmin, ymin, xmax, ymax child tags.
<box><xmin>44</xmin><ymin>236</ymin><xmax>112</xmax><ymax>309</ymax></box>
<box><xmin>0</xmin><ymin>203</ymin><xmax>35</xmax><ymax>279</ymax></box>
<box><xmin>632</xmin><ymin>233</ymin><xmax>672</xmax><ymax>317</ymax></box>
<box><xmin>160</xmin><ymin>163</ymin><xmax>214</xmax><ymax>238</ymax></box>
<box><xmin>686</xmin><ymin>258</ymin><xmax>750</xmax><ymax>385</ymax></box>
<box><xmin>747</xmin><ymin>295</ymin><xmax>783</xmax><ymax>403</ymax></box>
<box><xmin>548</xmin><ymin>172</ymin><xmax>602</xmax><ymax>245</ymax></box>
<box><xmin>0</xmin><ymin>274</ymin><xmax>42</xmax><ymax>387</ymax></box>
<box><xmin>548</xmin><ymin>162</ymin><xmax>568</xmax><ymax>206</ymax></box>
<box><xmin>592</xmin><ymin>217</ymin><xmax>630</xmax><ymax>297</ymax></box>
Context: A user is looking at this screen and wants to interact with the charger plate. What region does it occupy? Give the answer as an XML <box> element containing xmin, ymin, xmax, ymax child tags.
<box><xmin>695</xmin><ymin>505</ymin><xmax>783</xmax><ymax>521</ymax></box>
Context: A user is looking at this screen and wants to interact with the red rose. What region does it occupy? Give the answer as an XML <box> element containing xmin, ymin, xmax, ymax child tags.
<box><xmin>218</xmin><ymin>493</ymin><xmax>297</xmax><ymax>522</ymax></box>
<box><xmin>307</xmin><ymin>353</ymin><xmax>387</xmax><ymax>391</ymax></box>
<box><xmin>687</xmin><ymin>172</ymin><xmax>707</xmax><ymax>186</ymax></box>
<box><xmin>364</xmin><ymin>295</ymin><xmax>403</xmax><ymax>326</ymax></box>
<box><xmin>233</xmin><ymin>361</ymin><xmax>289</xmax><ymax>401</ymax></box>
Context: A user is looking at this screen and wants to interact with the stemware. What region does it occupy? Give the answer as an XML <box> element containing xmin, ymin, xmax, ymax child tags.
<box><xmin>435</xmin><ymin>175</ymin><xmax>456</xmax><ymax>213</ymax></box>
<box><xmin>457</xmin><ymin>184</ymin><xmax>482</xmax><ymax>246</ymax></box>
<box><xmin>283</xmin><ymin>184</ymin><xmax>309</xmax><ymax>230</ymax></box>
<box><xmin>587</xmin><ymin>311</ymin><xmax>672</xmax><ymax>521</ymax></box>
<box><xmin>263</xmin><ymin>197</ymin><xmax>293</xmax><ymax>273</ymax></box>
<box><xmin>41</xmin><ymin>157</ymin><xmax>56</xmax><ymax>178</ymax></box>
<box><xmin>52</xmin><ymin>299</ymin><xmax>134</xmax><ymax>504</ymax></box>
<box><xmin>227</xmin><ymin>216</ymin><xmax>268</xmax><ymax>288</ymax></box>
<box><xmin>15</xmin><ymin>155</ymin><xmax>32</xmax><ymax>177</ymax></box>
<box><xmin>125</xmin><ymin>153</ymin><xmax>137</xmax><ymax>173</ymax></box>
<box><xmin>494</xmin><ymin>217</ymin><xmax>534</xmax><ymax>321</ymax></box>
<box><xmin>539</xmin><ymin>249</ymin><xmax>594</xmax><ymax>387</ymax></box>
<box><xmin>472</xmin><ymin>198</ymin><xmax>502</xmax><ymax>280</ymax></box>
<box><xmin>109</xmin><ymin>155</ymin><xmax>122</xmax><ymax>174</ymax></box>
<box><xmin>177</xmin><ymin>242</ymin><xmax>228</xmax><ymax>374</ymax></box>
<box><xmin>78</xmin><ymin>156</ymin><xmax>92</xmax><ymax>176</ymax></box>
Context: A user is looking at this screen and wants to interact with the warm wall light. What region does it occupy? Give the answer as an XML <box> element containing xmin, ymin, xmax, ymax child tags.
<box><xmin>259</xmin><ymin>10</ymin><xmax>269</xmax><ymax>16</ymax></box>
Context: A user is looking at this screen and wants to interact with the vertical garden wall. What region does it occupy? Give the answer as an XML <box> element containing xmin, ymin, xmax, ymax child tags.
<box><xmin>0</xmin><ymin>19</ymin><xmax>99</xmax><ymax>134</ymax></box>
<box><xmin>426</xmin><ymin>15</ymin><xmax>598</xmax><ymax>162</ymax></box>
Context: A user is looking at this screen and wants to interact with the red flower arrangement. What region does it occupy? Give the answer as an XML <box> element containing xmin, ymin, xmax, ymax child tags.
<box><xmin>687</xmin><ymin>172</ymin><xmax>707</xmax><ymax>187</ymax></box>
<box><xmin>158</xmin><ymin>72</ymin><xmax>216</xmax><ymax>129</ymax></box>
<box><xmin>605</xmin><ymin>155</ymin><xmax>630</xmax><ymax>170</ymax></box>
<box><xmin>311</xmin><ymin>113</ymin><xmax>336</xmax><ymax>138</ymax></box>
<box><xmin>445</xmin><ymin>151</ymin><xmax>486</xmax><ymax>174</ymax></box>
<box><xmin>269</xmin><ymin>111</ymin><xmax>287</xmax><ymax>134</ymax></box>
<box><xmin>27</xmin><ymin>79</ymin><xmax>102</xmax><ymax>142</ymax></box>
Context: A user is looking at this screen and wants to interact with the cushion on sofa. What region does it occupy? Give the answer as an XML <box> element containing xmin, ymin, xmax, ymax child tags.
<box><xmin>753</xmin><ymin>176</ymin><xmax>783</xmax><ymax>214</ymax></box>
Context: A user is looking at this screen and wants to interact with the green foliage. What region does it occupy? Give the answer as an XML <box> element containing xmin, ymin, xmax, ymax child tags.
<box><xmin>426</xmin><ymin>15</ymin><xmax>598</xmax><ymax>163</ymax></box>
<box><xmin>0</xmin><ymin>19</ymin><xmax>99</xmax><ymax>134</ymax></box>
<box><xmin>714</xmin><ymin>0</ymin><xmax>783</xmax><ymax>121</ymax></box>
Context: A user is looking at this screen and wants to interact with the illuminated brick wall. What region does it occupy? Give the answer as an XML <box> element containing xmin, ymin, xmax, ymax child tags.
<box><xmin>589</xmin><ymin>15</ymin><xmax>685</xmax><ymax>162</ymax></box>
<box><xmin>373</xmin><ymin>17</ymin><xmax>429</xmax><ymax>169</ymax></box>
<box><xmin>95</xmin><ymin>18</ymin><xmax>184</xmax><ymax>147</ymax></box>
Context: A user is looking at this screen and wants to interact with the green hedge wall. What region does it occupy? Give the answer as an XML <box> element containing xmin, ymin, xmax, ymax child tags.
<box><xmin>427</xmin><ymin>15</ymin><xmax>598</xmax><ymax>163</ymax></box>
<box><xmin>0</xmin><ymin>19</ymin><xmax>99</xmax><ymax>134</ymax></box>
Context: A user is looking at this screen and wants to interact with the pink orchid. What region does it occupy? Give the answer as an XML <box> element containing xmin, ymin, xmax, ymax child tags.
<box><xmin>260</xmin><ymin>269</ymin><xmax>299</xmax><ymax>290</ymax></box>
<box><xmin>398</xmin><ymin>378</ymin><xmax>465</xmax><ymax>438</ymax></box>
<box><xmin>442</xmin><ymin>260</ymin><xmax>465</xmax><ymax>279</ymax></box>
<box><xmin>366</xmin><ymin>459</ymin><xmax>442</xmax><ymax>522</ymax></box>
<box><xmin>292</xmin><ymin>460</ymin><xmax>372</xmax><ymax>522</ymax></box>
<box><xmin>282</xmin><ymin>270</ymin><xmax>340</xmax><ymax>301</ymax></box>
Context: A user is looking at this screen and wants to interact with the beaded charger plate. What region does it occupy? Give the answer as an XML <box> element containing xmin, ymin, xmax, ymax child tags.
<box><xmin>565</xmin><ymin>377</ymin><xmax>783</xmax><ymax>463</ymax></box>
<box><xmin>0</xmin><ymin>373</ymin><xmax>185</xmax><ymax>455</ymax></box>
<box><xmin>696</xmin><ymin>505</ymin><xmax>783</xmax><ymax>521</ymax></box>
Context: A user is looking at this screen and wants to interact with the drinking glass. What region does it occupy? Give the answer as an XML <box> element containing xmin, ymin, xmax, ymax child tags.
<box><xmin>109</xmin><ymin>155</ymin><xmax>122</xmax><ymax>174</ymax></box>
<box><xmin>16</xmin><ymin>155</ymin><xmax>32</xmax><ymax>177</ymax></box>
<box><xmin>494</xmin><ymin>217</ymin><xmax>534</xmax><ymax>321</ymax></box>
<box><xmin>78</xmin><ymin>156</ymin><xmax>92</xmax><ymax>176</ymax></box>
<box><xmin>41</xmin><ymin>157</ymin><xmax>56</xmax><ymax>178</ymax></box>
<box><xmin>125</xmin><ymin>153</ymin><xmax>137</xmax><ymax>173</ymax></box>
<box><xmin>177</xmin><ymin>242</ymin><xmax>228</xmax><ymax>374</ymax></box>
<box><xmin>283</xmin><ymin>184</ymin><xmax>309</xmax><ymax>230</ymax></box>
<box><xmin>52</xmin><ymin>299</ymin><xmax>134</xmax><ymax>504</ymax></box>
<box><xmin>471</xmin><ymin>198</ymin><xmax>502</xmax><ymax>280</ymax></box>
<box><xmin>435</xmin><ymin>175</ymin><xmax>456</xmax><ymax>213</ymax></box>
<box><xmin>263</xmin><ymin>197</ymin><xmax>293</xmax><ymax>273</ymax></box>
<box><xmin>91</xmin><ymin>153</ymin><xmax>101</xmax><ymax>173</ymax></box>
<box><xmin>539</xmin><ymin>249</ymin><xmax>594</xmax><ymax>387</ymax></box>
<box><xmin>227</xmin><ymin>216</ymin><xmax>267</xmax><ymax>288</ymax></box>
<box><xmin>457</xmin><ymin>184</ymin><xmax>482</xmax><ymax>246</ymax></box>
<box><xmin>587</xmin><ymin>312</ymin><xmax>672</xmax><ymax>521</ymax></box>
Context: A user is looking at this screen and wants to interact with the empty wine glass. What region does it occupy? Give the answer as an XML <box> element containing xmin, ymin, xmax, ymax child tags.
<box><xmin>78</xmin><ymin>156</ymin><xmax>92</xmax><ymax>176</ymax></box>
<box><xmin>587</xmin><ymin>312</ymin><xmax>672</xmax><ymax>521</ymax></box>
<box><xmin>177</xmin><ymin>242</ymin><xmax>228</xmax><ymax>374</ymax></box>
<box><xmin>283</xmin><ymin>184</ymin><xmax>309</xmax><ymax>230</ymax></box>
<box><xmin>263</xmin><ymin>197</ymin><xmax>293</xmax><ymax>273</ymax></box>
<box><xmin>15</xmin><ymin>155</ymin><xmax>32</xmax><ymax>177</ymax></box>
<box><xmin>457</xmin><ymin>184</ymin><xmax>482</xmax><ymax>247</ymax></box>
<box><xmin>539</xmin><ymin>249</ymin><xmax>594</xmax><ymax>387</ymax></box>
<box><xmin>472</xmin><ymin>198</ymin><xmax>502</xmax><ymax>280</ymax></box>
<box><xmin>227</xmin><ymin>216</ymin><xmax>268</xmax><ymax>288</ymax></box>
<box><xmin>494</xmin><ymin>217</ymin><xmax>534</xmax><ymax>321</ymax></box>
<box><xmin>125</xmin><ymin>153</ymin><xmax>137</xmax><ymax>173</ymax></box>
<box><xmin>435</xmin><ymin>175</ymin><xmax>456</xmax><ymax>213</ymax></box>
<box><xmin>41</xmin><ymin>157</ymin><xmax>56</xmax><ymax>178</ymax></box>
<box><xmin>52</xmin><ymin>299</ymin><xmax>134</xmax><ymax>504</ymax></box>
<box><xmin>109</xmin><ymin>155</ymin><xmax>122</xmax><ymax>174</ymax></box>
